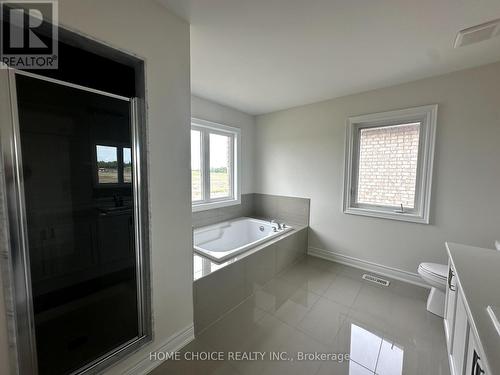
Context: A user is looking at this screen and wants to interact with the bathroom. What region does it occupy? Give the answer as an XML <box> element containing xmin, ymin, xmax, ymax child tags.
<box><xmin>0</xmin><ymin>1</ymin><xmax>500</xmax><ymax>375</ymax></box>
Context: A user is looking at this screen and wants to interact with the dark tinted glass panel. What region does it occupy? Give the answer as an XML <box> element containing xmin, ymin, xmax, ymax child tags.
<box><xmin>16</xmin><ymin>75</ymin><xmax>139</xmax><ymax>375</ymax></box>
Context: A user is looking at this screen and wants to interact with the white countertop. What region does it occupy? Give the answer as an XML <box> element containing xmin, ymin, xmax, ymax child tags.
<box><xmin>446</xmin><ymin>242</ymin><xmax>500</xmax><ymax>375</ymax></box>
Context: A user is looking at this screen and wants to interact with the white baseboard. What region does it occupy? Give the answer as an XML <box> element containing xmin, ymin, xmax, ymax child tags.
<box><xmin>122</xmin><ymin>324</ymin><xmax>194</xmax><ymax>375</ymax></box>
<box><xmin>308</xmin><ymin>246</ymin><xmax>429</xmax><ymax>289</ymax></box>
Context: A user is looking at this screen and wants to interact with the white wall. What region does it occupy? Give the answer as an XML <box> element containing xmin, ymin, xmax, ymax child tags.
<box><xmin>255</xmin><ymin>62</ymin><xmax>500</xmax><ymax>275</ymax></box>
<box><xmin>191</xmin><ymin>95</ymin><xmax>256</xmax><ymax>194</ymax></box>
<box><xmin>55</xmin><ymin>1</ymin><xmax>192</xmax><ymax>373</ymax></box>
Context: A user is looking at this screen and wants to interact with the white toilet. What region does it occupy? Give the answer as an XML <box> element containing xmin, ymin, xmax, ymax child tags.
<box><xmin>417</xmin><ymin>262</ymin><xmax>448</xmax><ymax>317</ymax></box>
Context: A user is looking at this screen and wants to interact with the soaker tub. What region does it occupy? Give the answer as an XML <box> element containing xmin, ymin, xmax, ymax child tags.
<box><xmin>194</xmin><ymin>217</ymin><xmax>292</xmax><ymax>262</ymax></box>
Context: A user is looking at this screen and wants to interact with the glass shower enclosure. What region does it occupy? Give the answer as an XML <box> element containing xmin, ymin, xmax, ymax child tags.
<box><xmin>0</xmin><ymin>69</ymin><xmax>150</xmax><ymax>375</ymax></box>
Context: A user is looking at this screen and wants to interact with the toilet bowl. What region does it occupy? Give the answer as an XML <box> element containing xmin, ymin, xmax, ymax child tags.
<box><xmin>418</xmin><ymin>262</ymin><xmax>448</xmax><ymax>317</ymax></box>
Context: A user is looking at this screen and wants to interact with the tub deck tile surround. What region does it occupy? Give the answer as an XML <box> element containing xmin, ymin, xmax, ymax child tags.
<box><xmin>192</xmin><ymin>193</ymin><xmax>311</xmax><ymax>334</ymax></box>
<box><xmin>192</xmin><ymin>193</ymin><xmax>310</xmax><ymax>228</ymax></box>
<box><xmin>192</xmin><ymin>194</ymin><xmax>255</xmax><ymax>228</ymax></box>
<box><xmin>193</xmin><ymin>226</ymin><xmax>308</xmax><ymax>334</ymax></box>
<box><xmin>253</xmin><ymin>193</ymin><xmax>310</xmax><ymax>226</ymax></box>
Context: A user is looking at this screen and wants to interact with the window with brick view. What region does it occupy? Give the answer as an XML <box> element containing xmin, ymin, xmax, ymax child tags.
<box><xmin>343</xmin><ymin>105</ymin><xmax>437</xmax><ymax>224</ymax></box>
<box><xmin>357</xmin><ymin>123</ymin><xmax>420</xmax><ymax>208</ymax></box>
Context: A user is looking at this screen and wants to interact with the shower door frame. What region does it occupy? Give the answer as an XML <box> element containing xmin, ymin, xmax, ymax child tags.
<box><xmin>0</xmin><ymin>68</ymin><xmax>152</xmax><ymax>375</ymax></box>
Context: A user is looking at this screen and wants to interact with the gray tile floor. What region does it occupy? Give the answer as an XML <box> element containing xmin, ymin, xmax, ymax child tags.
<box><xmin>151</xmin><ymin>256</ymin><xmax>450</xmax><ymax>375</ymax></box>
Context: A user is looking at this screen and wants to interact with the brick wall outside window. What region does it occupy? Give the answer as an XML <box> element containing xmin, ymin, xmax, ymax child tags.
<box><xmin>356</xmin><ymin>123</ymin><xmax>420</xmax><ymax>208</ymax></box>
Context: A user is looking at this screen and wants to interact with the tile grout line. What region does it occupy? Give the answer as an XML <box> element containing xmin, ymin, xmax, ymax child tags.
<box><xmin>195</xmin><ymin>253</ymin><xmax>310</xmax><ymax>337</ymax></box>
<box><xmin>284</xmin><ymin>295</ymin><xmax>352</xmax><ymax>351</ymax></box>
<box><xmin>373</xmin><ymin>336</ymin><xmax>384</xmax><ymax>374</ymax></box>
<box><xmin>270</xmin><ymin>264</ymin><xmax>363</xmax><ymax>351</ymax></box>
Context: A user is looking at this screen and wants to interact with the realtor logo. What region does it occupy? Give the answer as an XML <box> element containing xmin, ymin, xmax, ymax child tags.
<box><xmin>1</xmin><ymin>0</ymin><xmax>58</xmax><ymax>69</ymax></box>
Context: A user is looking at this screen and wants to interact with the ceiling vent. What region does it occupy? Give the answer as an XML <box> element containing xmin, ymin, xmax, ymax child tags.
<box><xmin>454</xmin><ymin>18</ymin><xmax>500</xmax><ymax>48</ymax></box>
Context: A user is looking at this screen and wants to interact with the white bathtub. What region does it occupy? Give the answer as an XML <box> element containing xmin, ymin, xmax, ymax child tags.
<box><xmin>194</xmin><ymin>217</ymin><xmax>292</xmax><ymax>262</ymax></box>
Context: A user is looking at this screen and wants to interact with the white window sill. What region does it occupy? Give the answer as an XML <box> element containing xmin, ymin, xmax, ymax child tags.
<box><xmin>344</xmin><ymin>207</ymin><xmax>429</xmax><ymax>224</ymax></box>
<box><xmin>192</xmin><ymin>198</ymin><xmax>241</xmax><ymax>212</ymax></box>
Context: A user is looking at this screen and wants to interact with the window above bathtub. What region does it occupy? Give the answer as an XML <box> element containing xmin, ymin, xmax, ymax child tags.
<box><xmin>191</xmin><ymin>118</ymin><xmax>241</xmax><ymax>212</ymax></box>
<box><xmin>343</xmin><ymin>105</ymin><xmax>438</xmax><ymax>224</ymax></box>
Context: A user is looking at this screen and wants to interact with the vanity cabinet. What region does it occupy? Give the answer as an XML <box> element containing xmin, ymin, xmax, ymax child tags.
<box><xmin>450</xmin><ymin>292</ymin><xmax>470</xmax><ymax>375</ymax></box>
<box><xmin>444</xmin><ymin>261</ymin><xmax>489</xmax><ymax>375</ymax></box>
<box><xmin>465</xmin><ymin>328</ymin><xmax>487</xmax><ymax>375</ymax></box>
<box><xmin>444</xmin><ymin>262</ymin><xmax>457</xmax><ymax>344</ymax></box>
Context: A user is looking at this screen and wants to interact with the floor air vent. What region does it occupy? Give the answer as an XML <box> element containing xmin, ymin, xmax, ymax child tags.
<box><xmin>362</xmin><ymin>274</ymin><xmax>390</xmax><ymax>287</ymax></box>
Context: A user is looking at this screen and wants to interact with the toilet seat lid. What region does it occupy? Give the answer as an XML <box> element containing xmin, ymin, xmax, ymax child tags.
<box><xmin>419</xmin><ymin>262</ymin><xmax>447</xmax><ymax>279</ymax></box>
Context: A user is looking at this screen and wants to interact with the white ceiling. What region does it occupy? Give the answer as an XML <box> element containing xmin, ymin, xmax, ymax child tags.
<box><xmin>158</xmin><ymin>0</ymin><xmax>500</xmax><ymax>115</ymax></box>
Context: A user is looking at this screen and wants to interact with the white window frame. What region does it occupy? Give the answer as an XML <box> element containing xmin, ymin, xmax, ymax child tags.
<box><xmin>343</xmin><ymin>105</ymin><xmax>438</xmax><ymax>224</ymax></box>
<box><xmin>191</xmin><ymin>118</ymin><xmax>241</xmax><ymax>212</ymax></box>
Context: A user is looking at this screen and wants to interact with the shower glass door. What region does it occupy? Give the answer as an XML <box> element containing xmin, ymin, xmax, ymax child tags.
<box><xmin>1</xmin><ymin>70</ymin><xmax>150</xmax><ymax>375</ymax></box>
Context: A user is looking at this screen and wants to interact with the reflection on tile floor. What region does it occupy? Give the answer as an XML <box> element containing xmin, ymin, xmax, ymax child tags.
<box><xmin>151</xmin><ymin>256</ymin><xmax>450</xmax><ymax>375</ymax></box>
